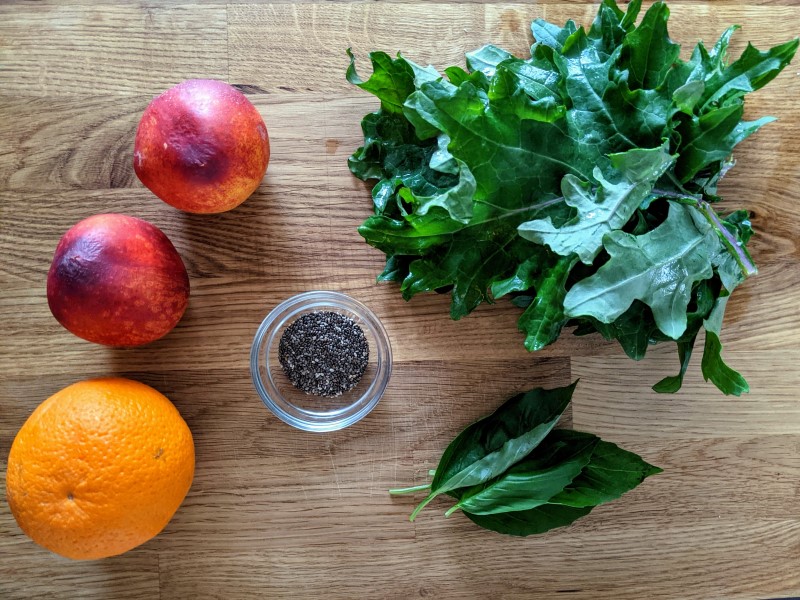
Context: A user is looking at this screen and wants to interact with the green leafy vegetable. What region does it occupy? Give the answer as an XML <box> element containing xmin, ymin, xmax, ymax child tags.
<box><xmin>460</xmin><ymin>503</ymin><xmax>593</xmax><ymax>537</ymax></box>
<box><xmin>701</xmin><ymin>294</ymin><xmax>749</xmax><ymax>395</ymax></box>
<box><xmin>514</xmin><ymin>254</ymin><xmax>576</xmax><ymax>351</ymax></box>
<box><xmin>549</xmin><ymin>440</ymin><xmax>663</xmax><ymax>507</ymax></box>
<box><xmin>518</xmin><ymin>144</ymin><xmax>674</xmax><ymax>264</ymax></box>
<box><xmin>623</xmin><ymin>1</ymin><xmax>680</xmax><ymax>89</ymax></box>
<box><xmin>447</xmin><ymin>430</ymin><xmax>598</xmax><ymax>515</ymax></box>
<box><xmin>391</xmin><ymin>382</ymin><xmax>661</xmax><ymax>536</ymax></box>
<box><xmin>347</xmin><ymin>0</ymin><xmax>798</xmax><ymax>394</ymax></box>
<box><xmin>563</xmin><ymin>202</ymin><xmax>719</xmax><ymax>340</ymax></box>
<box><xmin>405</xmin><ymin>383</ymin><xmax>574</xmax><ymax>520</ymax></box>
<box><xmin>652</xmin><ymin>337</ymin><xmax>696</xmax><ymax>393</ymax></box>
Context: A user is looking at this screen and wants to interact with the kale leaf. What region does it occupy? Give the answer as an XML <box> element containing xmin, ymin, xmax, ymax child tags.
<box><xmin>348</xmin><ymin>0</ymin><xmax>798</xmax><ymax>394</ymax></box>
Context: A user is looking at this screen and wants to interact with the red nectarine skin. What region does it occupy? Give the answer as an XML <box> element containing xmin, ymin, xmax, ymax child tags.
<box><xmin>47</xmin><ymin>214</ymin><xmax>190</xmax><ymax>347</ymax></box>
<box><xmin>134</xmin><ymin>79</ymin><xmax>270</xmax><ymax>214</ymax></box>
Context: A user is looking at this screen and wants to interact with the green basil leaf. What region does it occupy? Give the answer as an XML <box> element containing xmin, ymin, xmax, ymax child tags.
<box><xmin>409</xmin><ymin>382</ymin><xmax>576</xmax><ymax>520</ymax></box>
<box><xmin>392</xmin><ymin>381</ymin><xmax>663</xmax><ymax>535</ymax></box>
<box><xmin>548</xmin><ymin>440</ymin><xmax>663</xmax><ymax>508</ymax></box>
<box><xmin>450</xmin><ymin>430</ymin><xmax>598</xmax><ymax>515</ymax></box>
<box><xmin>460</xmin><ymin>503</ymin><xmax>592</xmax><ymax>537</ymax></box>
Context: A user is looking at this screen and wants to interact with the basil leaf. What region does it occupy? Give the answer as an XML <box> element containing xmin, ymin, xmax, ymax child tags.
<box><xmin>461</xmin><ymin>503</ymin><xmax>593</xmax><ymax>537</ymax></box>
<box><xmin>391</xmin><ymin>382</ymin><xmax>663</xmax><ymax>535</ymax></box>
<box><xmin>548</xmin><ymin>440</ymin><xmax>663</xmax><ymax>507</ymax></box>
<box><xmin>408</xmin><ymin>382</ymin><xmax>576</xmax><ymax>520</ymax></box>
<box><xmin>449</xmin><ymin>430</ymin><xmax>598</xmax><ymax>515</ymax></box>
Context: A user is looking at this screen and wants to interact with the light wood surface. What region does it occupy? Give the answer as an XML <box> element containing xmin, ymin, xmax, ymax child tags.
<box><xmin>1</xmin><ymin>2</ymin><xmax>799</xmax><ymax>599</ymax></box>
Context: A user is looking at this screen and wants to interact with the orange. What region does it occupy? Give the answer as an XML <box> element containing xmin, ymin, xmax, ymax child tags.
<box><xmin>5</xmin><ymin>377</ymin><xmax>194</xmax><ymax>560</ymax></box>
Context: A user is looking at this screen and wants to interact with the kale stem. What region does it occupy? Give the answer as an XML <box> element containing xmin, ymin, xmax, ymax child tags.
<box><xmin>388</xmin><ymin>483</ymin><xmax>431</xmax><ymax>495</ymax></box>
<box><xmin>697</xmin><ymin>200</ymin><xmax>757</xmax><ymax>277</ymax></box>
<box><xmin>651</xmin><ymin>187</ymin><xmax>702</xmax><ymax>203</ymax></box>
<box><xmin>650</xmin><ymin>188</ymin><xmax>757</xmax><ymax>279</ymax></box>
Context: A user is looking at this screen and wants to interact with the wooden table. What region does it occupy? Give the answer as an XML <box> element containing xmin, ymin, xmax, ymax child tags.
<box><xmin>1</xmin><ymin>1</ymin><xmax>799</xmax><ymax>598</ymax></box>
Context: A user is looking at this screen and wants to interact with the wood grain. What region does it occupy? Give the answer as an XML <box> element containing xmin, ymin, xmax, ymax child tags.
<box><xmin>2</xmin><ymin>2</ymin><xmax>800</xmax><ymax>599</ymax></box>
<box><xmin>0</xmin><ymin>5</ymin><xmax>228</xmax><ymax>97</ymax></box>
<box><xmin>4</xmin><ymin>0</ymin><xmax>799</xmax><ymax>6</ymax></box>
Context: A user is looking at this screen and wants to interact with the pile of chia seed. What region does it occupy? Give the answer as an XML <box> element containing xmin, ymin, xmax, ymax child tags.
<box><xmin>278</xmin><ymin>311</ymin><xmax>369</xmax><ymax>397</ymax></box>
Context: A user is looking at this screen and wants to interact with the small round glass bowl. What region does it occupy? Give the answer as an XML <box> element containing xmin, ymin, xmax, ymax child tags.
<box><xmin>250</xmin><ymin>291</ymin><xmax>392</xmax><ymax>432</ymax></box>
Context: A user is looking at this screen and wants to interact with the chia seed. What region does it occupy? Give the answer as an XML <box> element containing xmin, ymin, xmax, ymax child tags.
<box><xmin>278</xmin><ymin>311</ymin><xmax>369</xmax><ymax>397</ymax></box>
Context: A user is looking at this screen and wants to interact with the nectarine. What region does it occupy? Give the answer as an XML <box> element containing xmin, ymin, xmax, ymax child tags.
<box><xmin>47</xmin><ymin>214</ymin><xmax>190</xmax><ymax>347</ymax></box>
<box><xmin>134</xmin><ymin>79</ymin><xmax>269</xmax><ymax>213</ymax></box>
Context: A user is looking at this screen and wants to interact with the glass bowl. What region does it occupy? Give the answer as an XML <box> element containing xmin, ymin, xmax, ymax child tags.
<box><xmin>250</xmin><ymin>291</ymin><xmax>392</xmax><ymax>432</ymax></box>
